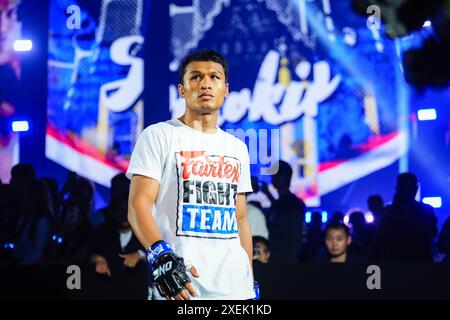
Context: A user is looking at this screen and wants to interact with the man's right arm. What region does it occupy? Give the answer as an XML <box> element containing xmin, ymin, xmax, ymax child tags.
<box><xmin>128</xmin><ymin>174</ymin><xmax>162</xmax><ymax>250</ymax></box>
<box><xmin>128</xmin><ymin>174</ymin><xmax>198</xmax><ymax>300</ymax></box>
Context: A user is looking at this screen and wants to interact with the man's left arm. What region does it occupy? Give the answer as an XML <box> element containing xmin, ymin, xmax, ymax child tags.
<box><xmin>236</xmin><ymin>193</ymin><xmax>253</xmax><ymax>270</ymax></box>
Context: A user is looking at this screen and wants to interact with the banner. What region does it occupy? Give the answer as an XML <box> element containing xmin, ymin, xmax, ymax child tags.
<box><xmin>168</xmin><ymin>0</ymin><xmax>408</xmax><ymax>207</ymax></box>
<box><xmin>0</xmin><ymin>0</ymin><xmax>21</xmax><ymax>183</ymax></box>
<box><xmin>46</xmin><ymin>0</ymin><xmax>146</xmax><ymax>186</ymax></box>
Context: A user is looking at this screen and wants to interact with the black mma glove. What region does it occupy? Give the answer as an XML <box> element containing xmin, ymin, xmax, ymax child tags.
<box><xmin>147</xmin><ymin>240</ymin><xmax>191</xmax><ymax>298</ymax></box>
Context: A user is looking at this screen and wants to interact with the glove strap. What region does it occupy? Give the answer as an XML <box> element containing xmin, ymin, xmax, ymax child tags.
<box><xmin>147</xmin><ymin>240</ymin><xmax>174</xmax><ymax>265</ymax></box>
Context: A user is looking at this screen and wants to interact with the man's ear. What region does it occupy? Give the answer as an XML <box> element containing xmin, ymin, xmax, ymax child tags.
<box><xmin>178</xmin><ymin>83</ymin><xmax>184</xmax><ymax>97</ymax></box>
<box><xmin>225</xmin><ymin>82</ymin><xmax>229</xmax><ymax>97</ymax></box>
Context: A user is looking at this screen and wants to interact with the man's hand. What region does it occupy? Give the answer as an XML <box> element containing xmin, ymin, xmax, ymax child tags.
<box><xmin>95</xmin><ymin>256</ymin><xmax>111</xmax><ymax>277</ymax></box>
<box><xmin>148</xmin><ymin>241</ymin><xmax>199</xmax><ymax>300</ymax></box>
<box><xmin>119</xmin><ymin>252</ymin><xmax>142</xmax><ymax>268</ymax></box>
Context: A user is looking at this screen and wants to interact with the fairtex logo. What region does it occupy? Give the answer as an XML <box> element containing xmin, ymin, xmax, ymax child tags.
<box><xmin>179</xmin><ymin>151</ymin><xmax>240</xmax><ymax>183</ymax></box>
<box><xmin>176</xmin><ymin>152</ymin><xmax>241</xmax><ymax>239</ymax></box>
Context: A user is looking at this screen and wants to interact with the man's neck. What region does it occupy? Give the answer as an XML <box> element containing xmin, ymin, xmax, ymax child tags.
<box><xmin>179</xmin><ymin>112</ymin><xmax>218</xmax><ymax>133</ymax></box>
<box><xmin>330</xmin><ymin>252</ymin><xmax>347</xmax><ymax>263</ymax></box>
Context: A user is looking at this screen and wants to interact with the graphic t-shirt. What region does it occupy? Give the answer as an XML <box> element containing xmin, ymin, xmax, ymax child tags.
<box><xmin>126</xmin><ymin>119</ymin><xmax>254</xmax><ymax>299</ymax></box>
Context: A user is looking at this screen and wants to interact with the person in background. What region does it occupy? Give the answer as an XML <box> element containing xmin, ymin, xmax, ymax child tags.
<box><xmin>375</xmin><ymin>173</ymin><xmax>437</xmax><ymax>262</ymax></box>
<box><xmin>253</xmin><ymin>236</ymin><xmax>270</xmax><ymax>264</ymax></box>
<box><xmin>312</xmin><ymin>222</ymin><xmax>367</xmax><ymax>263</ymax></box>
<box><xmin>13</xmin><ymin>179</ymin><xmax>54</xmax><ymax>266</ymax></box>
<box><xmin>266</xmin><ymin>160</ymin><xmax>306</xmax><ymax>263</ymax></box>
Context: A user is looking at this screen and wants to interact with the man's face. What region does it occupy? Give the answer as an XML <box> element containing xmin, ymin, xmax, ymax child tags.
<box><xmin>325</xmin><ymin>228</ymin><xmax>351</xmax><ymax>257</ymax></box>
<box><xmin>0</xmin><ymin>1</ymin><xmax>18</xmax><ymax>53</ymax></box>
<box><xmin>178</xmin><ymin>60</ymin><xmax>229</xmax><ymax>115</ymax></box>
<box><xmin>255</xmin><ymin>242</ymin><xmax>270</xmax><ymax>264</ymax></box>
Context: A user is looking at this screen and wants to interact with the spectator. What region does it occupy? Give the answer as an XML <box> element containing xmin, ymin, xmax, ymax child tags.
<box><xmin>328</xmin><ymin>211</ymin><xmax>344</xmax><ymax>224</ymax></box>
<box><xmin>13</xmin><ymin>179</ymin><xmax>54</xmax><ymax>266</ymax></box>
<box><xmin>348</xmin><ymin>210</ymin><xmax>373</xmax><ymax>257</ymax></box>
<box><xmin>10</xmin><ymin>163</ymin><xmax>36</xmax><ymax>189</ymax></box>
<box><xmin>299</xmin><ymin>211</ymin><xmax>324</xmax><ymax>262</ymax></box>
<box><xmin>0</xmin><ymin>182</ymin><xmax>15</xmax><ymax>266</ymax></box>
<box><xmin>367</xmin><ymin>194</ymin><xmax>384</xmax><ymax>225</ymax></box>
<box><xmin>253</xmin><ymin>236</ymin><xmax>270</xmax><ymax>264</ymax></box>
<box><xmin>375</xmin><ymin>173</ymin><xmax>437</xmax><ymax>262</ymax></box>
<box><xmin>90</xmin><ymin>192</ymin><xmax>148</xmax><ymax>298</ymax></box>
<box><xmin>42</xmin><ymin>177</ymin><xmax>60</xmax><ymax>221</ymax></box>
<box><xmin>60</xmin><ymin>174</ymin><xmax>99</xmax><ymax>228</ymax></box>
<box><xmin>437</xmin><ymin>217</ymin><xmax>450</xmax><ymax>263</ymax></box>
<box><xmin>312</xmin><ymin>222</ymin><xmax>367</xmax><ymax>263</ymax></box>
<box><xmin>266</xmin><ymin>160</ymin><xmax>306</xmax><ymax>263</ymax></box>
<box><xmin>96</xmin><ymin>173</ymin><xmax>130</xmax><ymax>224</ymax></box>
<box><xmin>44</xmin><ymin>194</ymin><xmax>93</xmax><ymax>267</ymax></box>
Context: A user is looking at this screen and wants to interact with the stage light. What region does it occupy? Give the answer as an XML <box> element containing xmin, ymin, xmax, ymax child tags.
<box><xmin>422</xmin><ymin>20</ymin><xmax>431</xmax><ymax>27</ymax></box>
<box><xmin>3</xmin><ymin>243</ymin><xmax>15</xmax><ymax>249</ymax></box>
<box><xmin>365</xmin><ymin>212</ymin><xmax>375</xmax><ymax>223</ymax></box>
<box><xmin>52</xmin><ymin>235</ymin><xmax>63</xmax><ymax>244</ymax></box>
<box><xmin>12</xmin><ymin>120</ymin><xmax>29</xmax><ymax>132</ymax></box>
<box><xmin>417</xmin><ymin>108</ymin><xmax>437</xmax><ymax>121</ymax></box>
<box><xmin>305</xmin><ymin>211</ymin><xmax>311</xmax><ymax>224</ymax></box>
<box><xmin>343</xmin><ymin>215</ymin><xmax>350</xmax><ymax>225</ymax></box>
<box><xmin>13</xmin><ymin>40</ymin><xmax>32</xmax><ymax>52</ymax></box>
<box><xmin>321</xmin><ymin>211</ymin><xmax>328</xmax><ymax>223</ymax></box>
<box><xmin>422</xmin><ymin>197</ymin><xmax>442</xmax><ymax>208</ymax></box>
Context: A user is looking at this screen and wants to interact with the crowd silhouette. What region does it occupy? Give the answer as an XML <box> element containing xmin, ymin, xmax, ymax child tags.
<box><xmin>0</xmin><ymin>162</ymin><xmax>448</xmax><ymax>299</ymax></box>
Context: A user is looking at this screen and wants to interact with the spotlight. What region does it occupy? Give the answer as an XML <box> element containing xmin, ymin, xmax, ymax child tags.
<box><xmin>13</xmin><ymin>40</ymin><xmax>32</xmax><ymax>52</ymax></box>
<box><xmin>305</xmin><ymin>211</ymin><xmax>311</xmax><ymax>224</ymax></box>
<box><xmin>365</xmin><ymin>212</ymin><xmax>375</xmax><ymax>223</ymax></box>
<box><xmin>422</xmin><ymin>20</ymin><xmax>432</xmax><ymax>27</ymax></box>
<box><xmin>12</xmin><ymin>120</ymin><xmax>29</xmax><ymax>132</ymax></box>
<box><xmin>422</xmin><ymin>197</ymin><xmax>442</xmax><ymax>208</ymax></box>
<box><xmin>321</xmin><ymin>211</ymin><xmax>328</xmax><ymax>223</ymax></box>
<box><xmin>417</xmin><ymin>108</ymin><xmax>437</xmax><ymax>121</ymax></box>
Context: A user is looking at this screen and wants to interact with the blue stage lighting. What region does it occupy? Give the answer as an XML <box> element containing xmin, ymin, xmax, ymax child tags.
<box><xmin>13</xmin><ymin>40</ymin><xmax>32</xmax><ymax>52</ymax></box>
<box><xmin>321</xmin><ymin>211</ymin><xmax>328</xmax><ymax>223</ymax></box>
<box><xmin>422</xmin><ymin>197</ymin><xmax>442</xmax><ymax>208</ymax></box>
<box><xmin>417</xmin><ymin>108</ymin><xmax>437</xmax><ymax>121</ymax></box>
<box><xmin>12</xmin><ymin>121</ymin><xmax>29</xmax><ymax>132</ymax></box>
<box><xmin>305</xmin><ymin>211</ymin><xmax>311</xmax><ymax>224</ymax></box>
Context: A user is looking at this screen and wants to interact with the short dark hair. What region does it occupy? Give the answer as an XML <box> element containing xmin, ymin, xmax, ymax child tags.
<box><xmin>253</xmin><ymin>236</ymin><xmax>270</xmax><ymax>249</ymax></box>
<box><xmin>179</xmin><ymin>50</ymin><xmax>228</xmax><ymax>83</ymax></box>
<box><xmin>275</xmin><ymin>160</ymin><xmax>293</xmax><ymax>180</ymax></box>
<box><xmin>325</xmin><ymin>222</ymin><xmax>350</xmax><ymax>237</ymax></box>
<box><xmin>396</xmin><ymin>172</ymin><xmax>418</xmax><ymax>192</ymax></box>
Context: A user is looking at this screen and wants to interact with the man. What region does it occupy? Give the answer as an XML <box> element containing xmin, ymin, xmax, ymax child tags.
<box><xmin>253</xmin><ymin>236</ymin><xmax>270</xmax><ymax>264</ymax></box>
<box><xmin>375</xmin><ymin>173</ymin><xmax>437</xmax><ymax>262</ymax></box>
<box><xmin>90</xmin><ymin>192</ymin><xmax>148</xmax><ymax>299</ymax></box>
<box><xmin>314</xmin><ymin>222</ymin><xmax>367</xmax><ymax>263</ymax></box>
<box><xmin>264</xmin><ymin>160</ymin><xmax>306</xmax><ymax>263</ymax></box>
<box><xmin>367</xmin><ymin>194</ymin><xmax>384</xmax><ymax>225</ymax></box>
<box><xmin>127</xmin><ymin>50</ymin><xmax>255</xmax><ymax>300</ymax></box>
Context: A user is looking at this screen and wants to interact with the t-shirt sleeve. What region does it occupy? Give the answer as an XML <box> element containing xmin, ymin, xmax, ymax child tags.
<box><xmin>237</xmin><ymin>141</ymin><xmax>253</xmax><ymax>193</ymax></box>
<box><xmin>126</xmin><ymin>125</ymin><xmax>165</xmax><ymax>181</ymax></box>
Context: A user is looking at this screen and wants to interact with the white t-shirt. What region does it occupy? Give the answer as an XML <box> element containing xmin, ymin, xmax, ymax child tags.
<box><xmin>246</xmin><ymin>203</ymin><xmax>269</xmax><ymax>240</ymax></box>
<box><xmin>126</xmin><ymin>119</ymin><xmax>254</xmax><ymax>300</ymax></box>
